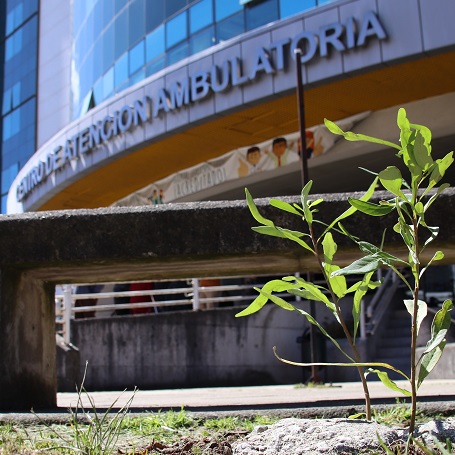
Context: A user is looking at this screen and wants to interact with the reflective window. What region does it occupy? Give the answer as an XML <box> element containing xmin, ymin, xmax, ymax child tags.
<box><xmin>93</xmin><ymin>77</ymin><xmax>104</xmax><ymax>105</ymax></box>
<box><xmin>129</xmin><ymin>68</ymin><xmax>145</xmax><ymax>87</ymax></box>
<box><xmin>1</xmin><ymin>163</ymin><xmax>19</xmax><ymax>194</ymax></box>
<box><xmin>190</xmin><ymin>26</ymin><xmax>215</xmax><ymax>55</ymax></box>
<box><xmin>216</xmin><ymin>12</ymin><xmax>244</xmax><ymax>42</ymax></box>
<box><xmin>129</xmin><ymin>39</ymin><xmax>144</xmax><ymax>75</ymax></box>
<box><xmin>102</xmin><ymin>0</ymin><xmax>114</xmax><ymax>29</ymax></box>
<box><xmin>165</xmin><ymin>0</ymin><xmax>187</xmax><ymax>17</ymax></box>
<box><xmin>246</xmin><ymin>0</ymin><xmax>278</xmax><ymax>31</ymax></box>
<box><xmin>190</xmin><ymin>0</ymin><xmax>213</xmax><ymax>34</ymax></box>
<box><xmin>93</xmin><ymin>0</ymin><xmax>104</xmax><ymax>37</ymax></box>
<box><xmin>114</xmin><ymin>8</ymin><xmax>128</xmax><ymax>59</ymax></box>
<box><xmin>167</xmin><ymin>41</ymin><xmax>188</xmax><ymax>65</ymax></box>
<box><xmin>114</xmin><ymin>52</ymin><xmax>128</xmax><ymax>88</ymax></box>
<box><xmin>3</xmin><ymin>110</ymin><xmax>20</xmax><ymax>141</ymax></box>
<box><xmin>146</xmin><ymin>55</ymin><xmax>165</xmax><ymax>77</ymax></box>
<box><xmin>146</xmin><ymin>25</ymin><xmax>165</xmax><ymax>61</ymax></box>
<box><xmin>6</xmin><ymin>0</ymin><xmax>37</xmax><ymax>34</ymax></box>
<box><xmin>104</xmin><ymin>66</ymin><xmax>114</xmax><ymax>98</ymax></box>
<box><xmin>215</xmin><ymin>0</ymin><xmax>242</xmax><ymax>21</ymax></box>
<box><xmin>93</xmin><ymin>38</ymin><xmax>104</xmax><ymax>82</ymax></box>
<box><xmin>166</xmin><ymin>11</ymin><xmax>187</xmax><ymax>48</ymax></box>
<box><xmin>129</xmin><ymin>0</ymin><xmax>145</xmax><ymax>46</ymax></box>
<box><xmin>102</xmin><ymin>22</ymin><xmax>115</xmax><ymax>73</ymax></box>
<box><xmin>280</xmin><ymin>0</ymin><xmax>315</xmax><ymax>18</ymax></box>
<box><xmin>5</xmin><ymin>28</ymin><xmax>23</xmax><ymax>61</ymax></box>
<box><xmin>146</xmin><ymin>0</ymin><xmax>165</xmax><ymax>33</ymax></box>
<box><xmin>115</xmin><ymin>0</ymin><xmax>127</xmax><ymax>13</ymax></box>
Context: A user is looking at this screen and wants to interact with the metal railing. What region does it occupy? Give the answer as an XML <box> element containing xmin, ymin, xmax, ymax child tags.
<box><xmin>55</xmin><ymin>276</ymin><xmax>272</xmax><ymax>344</ymax></box>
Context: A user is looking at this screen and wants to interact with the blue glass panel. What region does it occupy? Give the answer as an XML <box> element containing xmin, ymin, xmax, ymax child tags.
<box><xmin>215</xmin><ymin>0</ymin><xmax>242</xmax><ymax>22</ymax></box>
<box><xmin>85</xmin><ymin>9</ymin><xmax>95</xmax><ymax>49</ymax></box>
<box><xmin>129</xmin><ymin>68</ymin><xmax>145</xmax><ymax>87</ymax></box>
<box><xmin>93</xmin><ymin>38</ymin><xmax>103</xmax><ymax>81</ymax></box>
<box><xmin>115</xmin><ymin>0</ymin><xmax>127</xmax><ymax>13</ymax></box>
<box><xmin>93</xmin><ymin>0</ymin><xmax>103</xmax><ymax>37</ymax></box>
<box><xmin>146</xmin><ymin>25</ymin><xmax>165</xmax><ymax>61</ymax></box>
<box><xmin>1</xmin><ymin>195</ymin><xmax>7</xmax><ymax>214</ymax></box>
<box><xmin>114</xmin><ymin>52</ymin><xmax>128</xmax><ymax>88</ymax></box>
<box><xmin>102</xmin><ymin>22</ymin><xmax>114</xmax><ymax>73</ymax></box>
<box><xmin>166</xmin><ymin>0</ymin><xmax>187</xmax><ymax>17</ymax></box>
<box><xmin>104</xmin><ymin>66</ymin><xmax>114</xmax><ymax>97</ymax></box>
<box><xmin>129</xmin><ymin>0</ymin><xmax>145</xmax><ymax>46</ymax></box>
<box><xmin>167</xmin><ymin>41</ymin><xmax>188</xmax><ymax>65</ymax></box>
<box><xmin>1</xmin><ymin>163</ymin><xmax>19</xmax><ymax>193</ymax></box>
<box><xmin>146</xmin><ymin>0</ymin><xmax>164</xmax><ymax>33</ymax></box>
<box><xmin>190</xmin><ymin>0</ymin><xmax>213</xmax><ymax>34</ymax></box>
<box><xmin>245</xmin><ymin>0</ymin><xmax>278</xmax><ymax>31</ymax></box>
<box><xmin>102</xmin><ymin>0</ymin><xmax>114</xmax><ymax>28</ymax></box>
<box><xmin>216</xmin><ymin>12</ymin><xmax>244</xmax><ymax>42</ymax></box>
<box><xmin>166</xmin><ymin>11</ymin><xmax>187</xmax><ymax>48</ymax></box>
<box><xmin>189</xmin><ymin>25</ymin><xmax>215</xmax><ymax>55</ymax></box>
<box><xmin>318</xmin><ymin>0</ymin><xmax>333</xmax><ymax>4</ymax></box>
<box><xmin>93</xmin><ymin>77</ymin><xmax>104</xmax><ymax>105</ymax></box>
<box><xmin>114</xmin><ymin>8</ymin><xmax>128</xmax><ymax>59</ymax></box>
<box><xmin>129</xmin><ymin>39</ymin><xmax>144</xmax><ymax>75</ymax></box>
<box><xmin>280</xmin><ymin>0</ymin><xmax>315</xmax><ymax>18</ymax></box>
<box><xmin>5</xmin><ymin>28</ymin><xmax>23</xmax><ymax>61</ymax></box>
<box><xmin>145</xmin><ymin>55</ymin><xmax>165</xmax><ymax>77</ymax></box>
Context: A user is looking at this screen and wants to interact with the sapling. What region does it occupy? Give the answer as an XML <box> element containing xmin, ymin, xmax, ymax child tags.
<box><xmin>236</xmin><ymin>108</ymin><xmax>453</xmax><ymax>432</ymax></box>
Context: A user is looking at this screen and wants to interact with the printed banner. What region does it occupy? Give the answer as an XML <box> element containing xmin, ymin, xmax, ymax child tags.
<box><xmin>113</xmin><ymin>112</ymin><xmax>370</xmax><ymax>206</ymax></box>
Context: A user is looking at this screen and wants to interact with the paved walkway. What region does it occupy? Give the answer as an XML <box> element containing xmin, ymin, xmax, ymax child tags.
<box><xmin>56</xmin><ymin>379</ymin><xmax>455</xmax><ymax>413</ymax></box>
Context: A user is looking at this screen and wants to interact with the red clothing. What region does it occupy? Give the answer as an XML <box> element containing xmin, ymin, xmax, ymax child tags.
<box><xmin>129</xmin><ymin>282</ymin><xmax>154</xmax><ymax>314</ymax></box>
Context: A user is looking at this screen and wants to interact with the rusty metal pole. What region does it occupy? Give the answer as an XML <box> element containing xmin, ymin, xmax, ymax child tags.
<box><xmin>295</xmin><ymin>47</ymin><xmax>321</xmax><ymax>384</ymax></box>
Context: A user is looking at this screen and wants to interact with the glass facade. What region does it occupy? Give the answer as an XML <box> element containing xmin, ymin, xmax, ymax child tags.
<box><xmin>71</xmin><ymin>0</ymin><xmax>335</xmax><ymax>119</ymax></box>
<box><xmin>0</xmin><ymin>0</ymin><xmax>38</xmax><ymax>213</ymax></box>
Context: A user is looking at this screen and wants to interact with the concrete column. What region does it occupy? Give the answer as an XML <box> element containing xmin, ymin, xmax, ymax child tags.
<box><xmin>0</xmin><ymin>269</ymin><xmax>56</xmax><ymax>410</ymax></box>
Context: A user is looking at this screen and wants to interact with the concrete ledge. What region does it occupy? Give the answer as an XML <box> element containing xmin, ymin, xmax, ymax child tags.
<box><xmin>1</xmin><ymin>189</ymin><xmax>455</xmax><ymax>410</ymax></box>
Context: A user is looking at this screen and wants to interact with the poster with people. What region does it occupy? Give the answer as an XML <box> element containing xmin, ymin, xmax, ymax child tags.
<box><xmin>113</xmin><ymin>112</ymin><xmax>369</xmax><ymax>207</ymax></box>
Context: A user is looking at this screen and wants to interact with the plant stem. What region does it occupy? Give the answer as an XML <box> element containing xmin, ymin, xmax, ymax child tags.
<box><xmin>409</xmin><ymin>216</ymin><xmax>420</xmax><ymax>434</ymax></box>
<box><xmin>309</xmin><ymin>225</ymin><xmax>372</xmax><ymax>420</ymax></box>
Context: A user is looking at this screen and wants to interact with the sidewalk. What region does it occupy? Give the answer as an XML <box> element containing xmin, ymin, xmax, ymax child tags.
<box><xmin>56</xmin><ymin>379</ymin><xmax>455</xmax><ymax>413</ymax></box>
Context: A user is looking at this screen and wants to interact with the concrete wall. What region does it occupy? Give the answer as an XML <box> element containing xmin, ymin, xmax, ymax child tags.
<box><xmin>70</xmin><ymin>306</ymin><xmax>306</xmax><ymax>390</ymax></box>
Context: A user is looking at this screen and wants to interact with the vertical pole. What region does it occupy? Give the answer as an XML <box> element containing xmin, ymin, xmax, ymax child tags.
<box><xmin>295</xmin><ymin>48</ymin><xmax>321</xmax><ymax>383</ymax></box>
<box><xmin>63</xmin><ymin>285</ymin><xmax>73</xmax><ymax>345</ymax></box>
<box><xmin>295</xmin><ymin>48</ymin><xmax>309</xmax><ymax>187</ymax></box>
<box><xmin>193</xmin><ymin>278</ymin><xmax>200</xmax><ymax>311</ymax></box>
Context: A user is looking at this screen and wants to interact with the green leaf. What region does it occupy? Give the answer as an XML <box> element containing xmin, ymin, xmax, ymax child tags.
<box><xmin>415</xmin><ymin>201</ymin><xmax>424</xmax><ymax>217</ymax></box>
<box><xmin>324</xmin><ymin>119</ymin><xmax>401</xmax><ymax>150</ymax></box>
<box><xmin>245</xmin><ymin>188</ymin><xmax>274</xmax><ymax>227</ymax></box>
<box><xmin>332</xmin><ymin>254</ymin><xmax>380</xmax><ymax>276</ymax></box>
<box><xmin>422</xmin><ymin>183</ymin><xmax>450</xmax><ymax>208</ymax></box>
<box><xmin>292</xmin><ymin>277</ymin><xmax>335</xmax><ymax>311</ymax></box>
<box><xmin>251</xmin><ymin>226</ymin><xmax>307</xmax><ymax>239</ymax></box>
<box><xmin>358</xmin><ymin>241</ymin><xmax>408</xmax><ymax>266</ymax></box>
<box><xmin>300</xmin><ymin>181</ymin><xmax>314</xmax><ymax>225</ymax></box>
<box><xmin>423</xmin><ymin>299</ymin><xmax>453</xmax><ymax>354</ymax></box>
<box><xmin>279</xmin><ymin>227</ymin><xmax>315</xmax><ymax>253</ymax></box>
<box><xmin>322</xmin><ymin>232</ymin><xmax>337</xmax><ymax>263</ymax></box>
<box><xmin>379</xmin><ymin>167</ymin><xmax>407</xmax><ymax>200</ymax></box>
<box><xmin>413</xmin><ymin>131</ymin><xmax>433</xmax><ymax>171</ymax></box>
<box><xmin>417</xmin><ymin>300</ymin><xmax>453</xmax><ymax>387</ymax></box>
<box><xmin>235</xmin><ymin>280</ymin><xmax>299</xmax><ymax>317</ymax></box>
<box><xmin>269</xmin><ymin>198</ymin><xmax>304</xmax><ymax>216</ymax></box>
<box><xmin>368</xmin><ymin>369</ymin><xmax>412</xmax><ymax>396</ymax></box>
<box><xmin>418</xmin><ymin>342</ymin><xmax>445</xmax><ymax>389</ymax></box>
<box><xmin>347</xmin><ymin>198</ymin><xmax>395</xmax><ymax>216</ymax></box>
<box><xmin>403</xmin><ymin>299</ymin><xmax>427</xmax><ymax>335</ymax></box>
<box><xmin>428</xmin><ymin>152</ymin><xmax>454</xmax><ymax>190</ymax></box>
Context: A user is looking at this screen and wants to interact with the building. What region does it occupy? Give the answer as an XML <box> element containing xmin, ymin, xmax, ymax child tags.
<box><xmin>3</xmin><ymin>0</ymin><xmax>455</xmax><ymax>215</ymax></box>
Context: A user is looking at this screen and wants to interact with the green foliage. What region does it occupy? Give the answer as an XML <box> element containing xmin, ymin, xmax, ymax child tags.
<box><xmin>237</xmin><ymin>108</ymin><xmax>453</xmax><ymax>432</ymax></box>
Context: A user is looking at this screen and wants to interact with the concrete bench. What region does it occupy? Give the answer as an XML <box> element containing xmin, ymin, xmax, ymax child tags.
<box><xmin>1</xmin><ymin>190</ymin><xmax>455</xmax><ymax>410</ymax></box>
